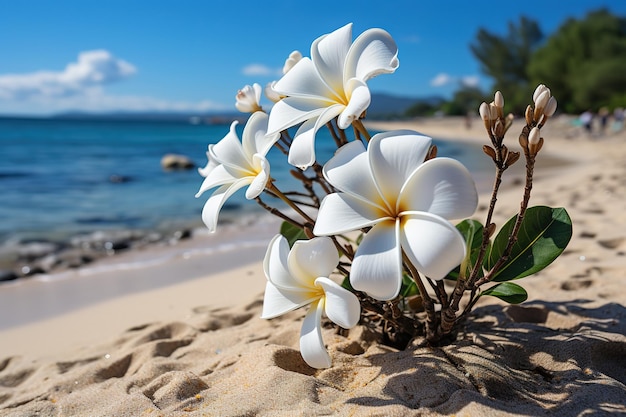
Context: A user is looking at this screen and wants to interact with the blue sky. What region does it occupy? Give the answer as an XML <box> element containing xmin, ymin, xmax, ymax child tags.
<box><xmin>0</xmin><ymin>0</ymin><xmax>624</xmax><ymax>116</ymax></box>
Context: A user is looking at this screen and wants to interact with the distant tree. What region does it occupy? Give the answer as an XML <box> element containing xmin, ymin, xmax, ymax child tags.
<box><xmin>528</xmin><ymin>9</ymin><xmax>626</xmax><ymax>114</ymax></box>
<box><xmin>405</xmin><ymin>101</ymin><xmax>438</xmax><ymax>117</ymax></box>
<box><xmin>444</xmin><ymin>86</ymin><xmax>488</xmax><ymax>116</ymax></box>
<box><xmin>470</xmin><ymin>16</ymin><xmax>543</xmax><ymax>114</ymax></box>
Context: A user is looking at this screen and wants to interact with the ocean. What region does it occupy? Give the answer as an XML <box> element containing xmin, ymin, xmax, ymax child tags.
<box><xmin>0</xmin><ymin>117</ymin><xmax>487</xmax><ymax>246</ymax></box>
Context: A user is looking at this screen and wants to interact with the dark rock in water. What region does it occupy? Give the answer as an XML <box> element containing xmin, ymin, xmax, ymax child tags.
<box><xmin>161</xmin><ymin>153</ymin><xmax>195</xmax><ymax>170</ymax></box>
<box><xmin>109</xmin><ymin>174</ymin><xmax>133</xmax><ymax>183</ymax></box>
<box><xmin>0</xmin><ymin>269</ymin><xmax>18</xmax><ymax>282</ymax></box>
<box><xmin>16</xmin><ymin>241</ymin><xmax>60</xmax><ymax>260</ymax></box>
<box><xmin>19</xmin><ymin>265</ymin><xmax>45</xmax><ymax>277</ymax></box>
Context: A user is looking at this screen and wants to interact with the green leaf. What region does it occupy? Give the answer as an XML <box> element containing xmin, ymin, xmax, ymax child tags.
<box><xmin>279</xmin><ymin>221</ymin><xmax>307</xmax><ymax>247</ymax></box>
<box><xmin>485</xmin><ymin>206</ymin><xmax>572</xmax><ymax>282</ymax></box>
<box><xmin>481</xmin><ymin>282</ymin><xmax>528</xmax><ymax>304</ymax></box>
<box><xmin>444</xmin><ymin>219</ymin><xmax>487</xmax><ymax>281</ymax></box>
<box><xmin>400</xmin><ymin>273</ymin><xmax>419</xmax><ymax>297</ymax></box>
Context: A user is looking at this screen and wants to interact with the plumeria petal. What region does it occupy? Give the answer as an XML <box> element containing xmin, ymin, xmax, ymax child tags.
<box><xmin>314</xmin><ymin>192</ymin><xmax>386</xmax><ymax>236</ymax></box>
<box><xmin>263</xmin><ymin>235</ymin><xmax>297</xmax><ymax>289</ymax></box>
<box><xmin>400</xmin><ymin>157</ymin><xmax>478</xmax><ymax>220</ymax></box>
<box><xmin>210</xmin><ymin>121</ymin><xmax>250</xmax><ymax>170</ymax></box>
<box><xmin>245</xmin><ymin>155</ymin><xmax>269</xmax><ymax>199</ymax></box>
<box><xmin>242</xmin><ymin>112</ymin><xmax>275</xmax><ymax>157</ymax></box>
<box><xmin>266</xmin><ymin>96</ymin><xmax>330</xmax><ymax>137</ymax></box>
<box><xmin>197</xmin><ymin>148</ymin><xmax>216</xmax><ymax>177</ymax></box>
<box><xmin>288</xmin><ymin>237</ymin><xmax>339</xmax><ymax>287</ymax></box>
<box><xmin>287</xmin><ymin>104</ymin><xmax>344</xmax><ymax>169</ymax></box>
<box><xmin>350</xmin><ymin>219</ymin><xmax>402</xmax><ymax>300</ymax></box>
<box><xmin>400</xmin><ymin>212</ymin><xmax>467</xmax><ymax>280</ymax></box>
<box><xmin>337</xmin><ymin>80</ymin><xmax>370</xmax><ymax>129</ymax></box>
<box><xmin>300</xmin><ymin>298</ymin><xmax>331</xmax><ymax>369</ymax></box>
<box><xmin>310</xmin><ymin>23</ymin><xmax>352</xmax><ymax>97</ymax></box>
<box><xmin>345</xmin><ymin>28</ymin><xmax>399</xmax><ymax>82</ymax></box>
<box><xmin>201</xmin><ymin>179</ymin><xmax>250</xmax><ymax>232</ymax></box>
<box><xmin>368</xmin><ymin>131</ymin><xmax>432</xmax><ymax>208</ymax></box>
<box><xmin>315</xmin><ymin>277</ymin><xmax>361</xmax><ymax>329</ymax></box>
<box><xmin>322</xmin><ymin>141</ymin><xmax>383</xmax><ymax>206</ymax></box>
<box><xmin>195</xmin><ymin>163</ymin><xmax>238</xmax><ymax>197</ymax></box>
<box><xmin>272</xmin><ymin>57</ymin><xmax>338</xmax><ymax>102</ymax></box>
<box><xmin>260</xmin><ymin>281</ymin><xmax>320</xmax><ymax>319</ymax></box>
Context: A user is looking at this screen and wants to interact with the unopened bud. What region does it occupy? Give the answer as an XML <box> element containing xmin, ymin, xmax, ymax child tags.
<box><xmin>534</xmin><ymin>91</ymin><xmax>550</xmax><ymax>120</ymax></box>
<box><xmin>494</xmin><ymin>119</ymin><xmax>505</xmax><ymax>138</ymax></box>
<box><xmin>487</xmin><ymin>223</ymin><xmax>496</xmax><ymax>238</ymax></box>
<box><xmin>544</xmin><ymin>96</ymin><xmax>558</xmax><ymax>117</ymax></box>
<box><xmin>489</xmin><ymin>103</ymin><xmax>498</xmax><ymax>121</ymax></box>
<box><xmin>494</xmin><ymin>91</ymin><xmax>504</xmax><ymax>109</ymax></box>
<box><xmin>479</xmin><ymin>102</ymin><xmax>490</xmax><ymax>121</ymax></box>
<box><xmin>525</xmin><ymin>105</ymin><xmax>534</xmax><ymax>125</ymax></box>
<box><xmin>528</xmin><ymin>127</ymin><xmax>541</xmax><ymax>146</ymax></box>
<box><xmin>533</xmin><ymin>84</ymin><xmax>550</xmax><ymax>103</ymax></box>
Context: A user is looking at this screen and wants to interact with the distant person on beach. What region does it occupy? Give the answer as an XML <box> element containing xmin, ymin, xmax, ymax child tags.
<box><xmin>580</xmin><ymin>110</ymin><xmax>593</xmax><ymax>135</ymax></box>
<box><xmin>613</xmin><ymin>107</ymin><xmax>624</xmax><ymax>133</ymax></box>
<box><xmin>599</xmin><ymin>107</ymin><xmax>609</xmax><ymax>135</ymax></box>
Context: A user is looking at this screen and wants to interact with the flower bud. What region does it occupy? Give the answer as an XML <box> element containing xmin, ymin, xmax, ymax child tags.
<box><xmin>533</xmin><ymin>84</ymin><xmax>549</xmax><ymax>103</ymax></box>
<box><xmin>534</xmin><ymin>90</ymin><xmax>550</xmax><ymax>112</ymax></box>
<box><xmin>528</xmin><ymin>127</ymin><xmax>541</xmax><ymax>146</ymax></box>
<box><xmin>544</xmin><ymin>96</ymin><xmax>558</xmax><ymax>117</ymax></box>
<box><xmin>489</xmin><ymin>103</ymin><xmax>498</xmax><ymax>121</ymax></box>
<box><xmin>479</xmin><ymin>102</ymin><xmax>490</xmax><ymax>121</ymax></box>
<box><xmin>282</xmin><ymin>50</ymin><xmax>303</xmax><ymax>74</ymax></box>
<box><xmin>264</xmin><ymin>81</ymin><xmax>282</xmax><ymax>103</ymax></box>
<box><xmin>525</xmin><ymin>105</ymin><xmax>534</xmax><ymax>125</ymax></box>
<box><xmin>494</xmin><ymin>91</ymin><xmax>504</xmax><ymax>109</ymax></box>
<box><xmin>235</xmin><ymin>83</ymin><xmax>263</xmax><ymax>113</ymax></box>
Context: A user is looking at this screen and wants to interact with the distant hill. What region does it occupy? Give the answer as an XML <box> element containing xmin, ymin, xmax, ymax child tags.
<box><xmin>50</xmin><ymin>110</ymin><xmax>245</xmax><ymax>125</ymax></box>
<box><xmin>367</xmin><ymin>92</ymin><xmax>445</xmax><ymax>119</ymax></box>
<box><xmin>1</xmin><ymin>92</ymin><xmax>443</xmax><ymax>123</ymax></box>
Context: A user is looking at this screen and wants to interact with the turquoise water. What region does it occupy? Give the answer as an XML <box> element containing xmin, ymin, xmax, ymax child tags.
<box><xmin>0</xmin><ymin>117</ymin><xmax>486</xmax><ymax>244</ymax></box>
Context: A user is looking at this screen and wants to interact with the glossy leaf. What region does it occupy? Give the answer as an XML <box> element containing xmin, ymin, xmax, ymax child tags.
<box><xmin>445</xmin><ymin>219</ymin><xmax>487</xmax><ymax>281</ymax></box>
<box><xmin>481</xmin><ymin>282</ymin><xmax>528</xmax><ymax>304</ymax></box>
<box><xmin>485</xmin><ymin>206</ymin><xmax>572</xmax><ymax>282</ymax></box>
<box><xmin>279</xmin><ymin>221</ymin><xmax>308</xmax><ymax>247</ymax></box>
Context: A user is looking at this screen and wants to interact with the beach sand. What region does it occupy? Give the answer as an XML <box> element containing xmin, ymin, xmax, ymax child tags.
<box><xmin>1</xmin><ymin>116</ymin><xmax>625</xmax><ymax>416</ymax></box>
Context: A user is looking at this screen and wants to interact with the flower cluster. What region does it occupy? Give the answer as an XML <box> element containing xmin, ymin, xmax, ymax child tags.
<box><xmin>196</xmin><ymin>24</ymin><xmax>571</xmax><ymax>369</ymax></box>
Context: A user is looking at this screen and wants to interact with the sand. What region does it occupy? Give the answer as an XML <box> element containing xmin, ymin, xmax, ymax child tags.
<box><xmin>0</xmin><ymin>115</ymin><xmax>624</xmax><ymax>416</ymax></box>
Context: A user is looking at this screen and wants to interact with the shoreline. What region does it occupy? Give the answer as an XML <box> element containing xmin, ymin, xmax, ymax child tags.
<box><xmin>1</xmin><ymin>115</ymin><xmax>625</xmax><ymax>415</ymax></box>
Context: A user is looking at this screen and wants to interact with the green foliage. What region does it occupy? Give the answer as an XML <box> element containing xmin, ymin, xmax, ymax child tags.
<box><xmin>470</xmin><ymin>16</ymin><xmax>543</xmax><ymax>113</ymax></box>
<box><xmin>528</xmin><ymin>9</ymin><xmax>626</xmax><ymax>113</ymax></box>
<box><xmin>279</xmin><ymin>221</ymin><xmax>307</xmax><ymax>247</ymax></box>
<box><xmin>445</xmin><ymin>219</ymin><xmax>486</xmax><ymax>281</ymax></box>
<box><xmin>485</xmin><ymin>206</ymin><xmax>572</xmax><ymax>282</ymax></box>
<box><xmin>482</xmin><ymin>282</ymin><xmax>528</xmax><ymax>304</ymax></box>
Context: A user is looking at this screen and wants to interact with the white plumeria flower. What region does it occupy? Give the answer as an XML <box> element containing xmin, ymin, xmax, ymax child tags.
<box><xmin>313</xmin><ymin>131</ymin><xmax>478</xmax><ymax>301</ymax></box>
<box><xmin>235</xmin><ymin>83</ymin><xmax>263</xmax><ymax>113</ymax></box>
<box><xmin>261</xmin><ymin>235</ymin><xmax>361</xmax><ymax>369</ymax></box>
<box><xmin>196</xmin><ymin>112</ymin><xmax>279</xmax><ymax>232</ymax></box>
<box><xmin>267</xmin><ymin>23</ymin><xmax>399</xmax><ymax>169</ymax></box>
<box><xmin>264</xmin><ymin>81</ymin><xmax>282</xmax><ymax>104</ymax></box>
<box><xmin>282</xmin><ymin>50</ymin><xmax>302</xmax><ymax>75</ymax></box>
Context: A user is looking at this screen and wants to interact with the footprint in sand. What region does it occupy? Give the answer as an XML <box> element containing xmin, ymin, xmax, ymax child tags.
<box><xmin>598</xmin><ymin>237</ymin><xmax>624</xmax><ymax>250</ymax></box>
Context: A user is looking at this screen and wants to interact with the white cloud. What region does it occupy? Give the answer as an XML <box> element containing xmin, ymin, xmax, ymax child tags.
<box><xmin>0</xmin><ymin>50</ymin><xmax>230</xmax><ymax>114</ymax></box>
<box><xmin>461</xmin><ymin>76</ymin><xmax>480</xmax><ymax>88</ymax></box>
<box><xmin>430</xmin><ymin>73</ymin><xmax>455</xmax><ymax>87</ymax></box>
<box><xmin>430</xmin><ymin>73</ymin><xmax>481</xmax><ymax>89</ymax></box>
<box><xmin>242</xmin><ymin>64</ymin><xmax>281</xmax><ymax>77</ymax></box>
<box><xmin>0</xmin><ymin>50</ymin><xmax>136</xmax><ymax>100</ymax></box>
